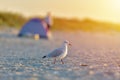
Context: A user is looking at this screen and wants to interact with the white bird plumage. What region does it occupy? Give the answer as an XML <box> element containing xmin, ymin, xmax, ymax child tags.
<box><xmin>42</xmin><ymin>40</ymin><xmax>71</xmax><ymax>64</ymax></box>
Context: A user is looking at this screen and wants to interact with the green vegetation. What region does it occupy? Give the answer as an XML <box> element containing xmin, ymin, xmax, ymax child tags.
<box><xmin>0</xmin><ymin>11</ymin><xmax>27</xmax><ymax>29</ymax></box>
<box><xmin>0</xmin><ymin>11</ymin><xmax>120</xmax><ymax>33</ymax></box>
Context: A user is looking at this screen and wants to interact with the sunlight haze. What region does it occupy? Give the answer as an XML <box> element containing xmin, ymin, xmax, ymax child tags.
<box><xmin>0</xmin><ymin>0</ymin><xmax>120</xmax><ymax>23</ymax></box>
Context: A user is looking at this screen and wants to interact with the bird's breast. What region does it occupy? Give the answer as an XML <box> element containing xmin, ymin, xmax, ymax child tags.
<box><xmin>59</xmin><ymin>47</ymin><xmax>68</xmax><ymax>59</ymax></box>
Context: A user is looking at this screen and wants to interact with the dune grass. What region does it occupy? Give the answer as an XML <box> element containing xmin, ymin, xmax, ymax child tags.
<box><xmin>52</xmin><ymin>18</ymin><xmax>120</xmax><ymax>33</ymax></box>
<box><xmin>0</xmin><ymin>11</ymin><xmax>120</xmax><ymax>33</ymax></box>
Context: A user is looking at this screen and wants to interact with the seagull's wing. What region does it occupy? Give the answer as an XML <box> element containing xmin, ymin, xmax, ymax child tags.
<box><xmin>47</xmin><ymin>48</ymin><xmax>63</xmax><ymax>57</ymax></box>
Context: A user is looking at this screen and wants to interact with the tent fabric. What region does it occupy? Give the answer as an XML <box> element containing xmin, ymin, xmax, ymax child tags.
<box><xmin>18</xmin><ymin>18</ymin><xmax>50</xmax><ymax>39</ymax></box>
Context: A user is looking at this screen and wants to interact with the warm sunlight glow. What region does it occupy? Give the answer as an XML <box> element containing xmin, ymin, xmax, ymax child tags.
<box><xmin>110</xmin><ymin>0</ymin><xmax>120</xmax><ymax>10</ymax></box>
<box><xmin>1</xmin><ymin>0</ymin><xmax>120</xmax><ymax>23</ymax></box>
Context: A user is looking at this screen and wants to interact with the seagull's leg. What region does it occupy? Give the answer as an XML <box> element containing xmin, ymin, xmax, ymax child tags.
<box><xmin>61</xmin><ymin>59</ymin><xmax>64</xmax><ymax>64</ymax></box>
<box><xmin>53</xmin><ymin>58</ymin><xmax>56</xmax><ymax>64</ymax></box>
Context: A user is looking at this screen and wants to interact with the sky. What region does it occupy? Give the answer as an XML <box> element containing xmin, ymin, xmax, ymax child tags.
<box><xmin>0</xmin><ymin>0</ymin><xmax>120</xmax><ymax>23</ymax></box>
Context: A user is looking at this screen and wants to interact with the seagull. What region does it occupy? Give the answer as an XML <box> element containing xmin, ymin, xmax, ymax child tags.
<box><xmin>42</xmin><ymin>40</ymin><xmax>71</xmax><ymax>64</ymax></box>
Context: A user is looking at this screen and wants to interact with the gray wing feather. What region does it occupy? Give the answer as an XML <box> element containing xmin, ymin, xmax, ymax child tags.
<box><xmin>48</xmin><ymin>48</ymin><xmax>63</xmax><ymax>57</ymax></box>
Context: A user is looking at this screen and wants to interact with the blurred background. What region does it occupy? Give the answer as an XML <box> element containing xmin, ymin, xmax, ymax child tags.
<box><xmin>0</xmin><ymin>0</ymin><xmax>120</xmax><ymax>33</ymax></box>
<box><xmin>0</xmin><ymin>1</ymin><xmax>120</xmax><ymax>80</ymax></box>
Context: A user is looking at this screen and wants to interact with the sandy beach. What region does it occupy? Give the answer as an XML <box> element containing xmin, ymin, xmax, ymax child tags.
<box><xmin>0</xmin><ymin>29</ymin><xmax>120</xmax><ymax>80</ymax></box>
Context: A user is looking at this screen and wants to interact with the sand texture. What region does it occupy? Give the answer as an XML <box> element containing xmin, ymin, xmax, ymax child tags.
<box><xmin>0</xmin><ymin>30</ymin><xmax>120</xmax><ymax>80</ymax></box>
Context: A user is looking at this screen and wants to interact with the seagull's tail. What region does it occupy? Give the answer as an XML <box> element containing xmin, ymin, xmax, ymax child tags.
<box><xmin>42</xmin><ymin>56</ymin><xmax>46</xmax><ymax>58</ymax></box>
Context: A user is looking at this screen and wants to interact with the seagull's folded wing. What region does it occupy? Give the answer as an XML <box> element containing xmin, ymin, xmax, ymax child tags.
<box><xmin>48</xmin><ymin>48</ymin><xmax>63</xmax><ymax>57</ymax></box>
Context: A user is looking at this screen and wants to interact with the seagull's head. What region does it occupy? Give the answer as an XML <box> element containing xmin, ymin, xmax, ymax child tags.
<box><xmin>64</xmin><ymin>40</ymin><xmax>71</xmax><ymax>46</ymax></box>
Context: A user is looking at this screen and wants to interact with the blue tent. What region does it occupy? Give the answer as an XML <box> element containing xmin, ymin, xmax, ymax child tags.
<box><xmin>18</xmin><ymin>18</ymin><xmax>50</xmax><ymax>39</ymax></box>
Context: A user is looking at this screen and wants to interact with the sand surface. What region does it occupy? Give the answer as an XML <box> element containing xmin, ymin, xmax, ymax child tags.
<box><xmin>0</xmin><ymin>30</ymin><xmax>120</xmax><ymax>80</ymax></box>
